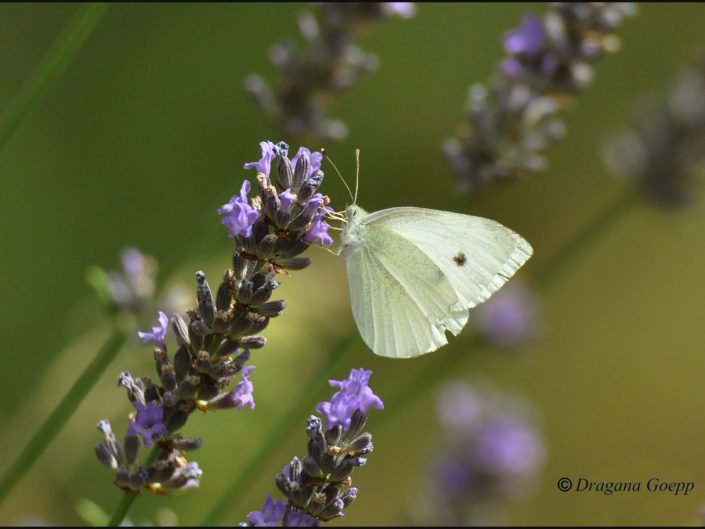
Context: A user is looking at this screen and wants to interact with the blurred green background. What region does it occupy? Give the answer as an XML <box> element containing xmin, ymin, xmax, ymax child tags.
<box><xmin>2</xmin><ymin>2</ymin><xmax>705</xmax><ymax>525</ymax></box>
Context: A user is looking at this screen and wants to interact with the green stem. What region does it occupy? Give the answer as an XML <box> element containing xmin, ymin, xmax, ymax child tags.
<box><xmin>0</xmin><ymin>326</ymin><xmax>126</xmax><ymax>505</ymax></box>
<box><xmin>107</xmin><ymin>446</ymin><xmax>160</xmax><ymax>527</ymax></box>
<box><xmin>200</xmin><ymin>333</ymin><xmax>359</xmax><ymax>526</ymax></box>
<box><xmin>532</xmin><ymin>188</ymin><xmax>640</xmax><ymax>289</ymax></box>
<box><xmin>0</xmin><ymin>3</ymin><xmax>108</xmax><ymax>155</ymax></box>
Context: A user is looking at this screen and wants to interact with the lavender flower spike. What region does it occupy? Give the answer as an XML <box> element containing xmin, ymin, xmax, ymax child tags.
<box><xmin>444</xmin><ymin>3</ymin><xmax>637</xmax><ymax>193</ymax></box>
<box><xmin>97</xmin><ymin>141</ymin><xmax>336</xmax><ymax>505</ymax></box>
<box><xmin>137</xmin><ymin>311</ymin><xmax>168</xmax><ymax>349</ymax></box>
<box><xmin>245</xmin><ymin>4</ymin><xmax>415</xmax><ymax>143</ymax></box>
<box><xmin>242</xmin><ymin>368</ymin><xmax>383</xmax><ymax>526</ymax></box>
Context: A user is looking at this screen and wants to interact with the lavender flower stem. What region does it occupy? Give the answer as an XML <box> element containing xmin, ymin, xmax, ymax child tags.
<box><xmin>201</xmin><ymin>333</ymin><xmax>359</xmax><ymax>525</ymax></box>
<box><xmin>0</xmin><ymin>325</ymin><xmax>126</xmax><ymax>505</ymax></box>
<box><xmin>0</xmin><ymin>3</ymin><xmax>108</xmax><ymax>154</ymax></box>
<box><xmin>107</xmin><ymin>445</ymin><xmax>160</xmax><ymax>527</ymax></box>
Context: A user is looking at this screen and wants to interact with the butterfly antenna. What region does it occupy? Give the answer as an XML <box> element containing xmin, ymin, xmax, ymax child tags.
<box><xmin>354</xmin><ymin>148</ymin><xmax>360</xmax><ymax>205</ymax></box>
<box><xmin>322</xmin><ymin>148</ymin><xmax>354</xmax><ymax>204</ymax></box>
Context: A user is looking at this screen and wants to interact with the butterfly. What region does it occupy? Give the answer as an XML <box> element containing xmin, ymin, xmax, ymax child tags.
<box><xmin>321</xmin><ymin>150</ymin><xmax>533</xmax><ymax>359</ymax></box>
<box><xmin>337</xmin><ymin>204</ymin><xmax>532</xmax><ymax>358</ymax></box>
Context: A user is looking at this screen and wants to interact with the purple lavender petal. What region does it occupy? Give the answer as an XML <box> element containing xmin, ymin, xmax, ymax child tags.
<box><xmin>304</xmin><ymin>208</ymin><xmax>334</xmax><ymax>246</ymax></box>
<box><xmin>317</xmin><ymin>368</ymin><xmax>383</xmax><ymax>429</ymax></box>
<box><xmin>247</xmin><ymin>495</ymin><xmax>286</xmax><ymax>526</ymax></box>
<box><xmin>218</xmin><ymin>180</ymin><xmax>260</xmax><ymax>238</ymax></box>
<box><xmin>229</xmin><ymin>366</ymin><xmax>256</xmax><ymax>409</ymax></box>
<box><xmin>285</xmin><ymin>511</ymin><xmax>317</xmax><ymax>527</ymax></box>
<box><xmin>503</xmin><ymin>15</ymin><xmax>545</xmax><ymax>56</ymax></box>
<box><xmin>279</xmin><ymin>188</ymin><xmax>296</xmax><ymax>213</ymax></box>
<box><xmin>244</xmin><ymin>140</ymin><xmax>276</xmax><ymax>176</ymax></box>
<box><xmin>127</xmin><ymin>401</ymin><xmax>168</xmax><ymax>447</ymax></box>
<box><xmin>137</xmin><ymin>311</ymin><xmax>169</xmax><ymax>349</ymax></box>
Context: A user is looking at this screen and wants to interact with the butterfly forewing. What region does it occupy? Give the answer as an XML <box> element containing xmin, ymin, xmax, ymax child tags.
<box><xmin>363</xmin><ymin>207</ymin><xmax>533</xmax><ymax>311</ymax></box>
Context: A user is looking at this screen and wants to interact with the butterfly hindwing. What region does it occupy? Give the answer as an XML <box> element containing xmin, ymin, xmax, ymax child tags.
<box><xmin>363</xmin><ymin>207</ymin><xmax>533</xmax><ymax>312</ymax></box>
<box><xmin>343</xmin><ymin>220</ymin><xmax>465</xmax><ymax>358</ymax></box>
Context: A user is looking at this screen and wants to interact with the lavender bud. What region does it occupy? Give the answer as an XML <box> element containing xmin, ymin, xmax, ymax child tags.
<box><xmin>293</xmin><ymin>153</ymin><xmax>310</xmax><ymax>190</ymax></box>
<box><xmin>195</xmin><ymin>350</ymin><xmax>211</xmax><ymax>374</ymax></box>
<box><xmin>214</xmin><ymin>339</ymin><xmax>240</xmax><ymax>357</ymax></box>
<box><xmin>215</xmin><ymin>279</ymin><xmax>232</xmax><ymax>311</ymax></box>
<box><xmin>273</xmin><ymin>235</ymin><xmax>309</xmax><ymax>259</ymax></box>
<box><xmin>95</xmin><ymin>443</ymin><xmax>118</xmax><ymax>469</ymax></box>
<box><xmin>328</xmin><ymin>460</ymin><xmax>354</xmax><ymax>482</ymax></box>
<box><xmin>276</xmin><ymin>154</ymin><xmax>294</xmax><ymax>190</ymax></box>
<box><xmin>236</xmin><ymin>279</ymin><xmax>254</xmax><ymax>305</ymax></box>
<box><xmin>297</xmin><ymin>170</ymin><xmax>324</xmax><ymax>203</ymax></box>
<box><xmin>255</xmin><ymin>300</ymin><xmax>285</xmax><ymax>317</ymax></box>
<box><xmin>233</xmin><ymin>251</ymin><xmax>253</xmax><ymax>281</ymax></box>
<box><xmin>274</xmin><ymin>256</ymin><xmax>311</xmax><ymax>271</ymax></box>
<box><xmin>174</xmin><ymin>346</ymin><xmax>191</xmax><ymax>381</ymax></box>
<box><xmin>346</xmin><ymin>433</ymin><xmax>372</xmax><ymax>454</ymax></box>
<box><xmin>307</xmin><ymin>416</ymin><xmax>323</xmax><ymax>438</ymax></box>
<box><xmin>171</xmin><ymin>313</ymin><xmax>190</xmax><ymax>348</ymax></box>
<box><xmin>124</xmin><ymin>434</ymin><xmax>140</xmax><ymax>465</ymax></box>
<box><xmin>240</xmin><ymin>335</ymin><xmax>267</xmax><ymax>349</ymax></box>
<box><xmin>324</xmin><ymin>424</ymin><xmax>342</xmax><ymax>446</ymax></box>
<box><xmin>160</xmin><ymin>364</ymin><xmax>177</xmax><ymax>392</ymax></box>
<box><xmin>341</xmin><ymin>487</ymin><xmax>357</xmax><ymax>507</ymax></box>
<box><xmin>319</xmin><ymin>498</ymin><xmax>345</xmax><ymax>519</ymax></box>
<box><xmin>175</xmin><ymin>437</ymin><xmax>203</xmax><ymax>451</ymax></box>
<box><xmin>165</xmin><ymin>409</ymin><xmax>189</xmax><ymax>432</ymax></box>
<box><xmin>196</xmin><ymin>271</ymin><xmax>215</xmax><ymax>326</ymax></box>
<box><xmin>302</xmin><ymin>456</ymin><xmax>322</xmax><ymax>478</ymax></box>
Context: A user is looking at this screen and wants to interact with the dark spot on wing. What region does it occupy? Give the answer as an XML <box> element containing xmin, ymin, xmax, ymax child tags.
<box><xmin>453</xmin><ymin>252</ymin><xmax>467</xmax><ymax>266</ymax></box>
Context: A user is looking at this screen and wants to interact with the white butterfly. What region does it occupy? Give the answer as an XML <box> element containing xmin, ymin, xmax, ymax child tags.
<box><xmin>337</xmin><ymin>204</ymin><xmax>533</xmax><ymax>359</ymax></box>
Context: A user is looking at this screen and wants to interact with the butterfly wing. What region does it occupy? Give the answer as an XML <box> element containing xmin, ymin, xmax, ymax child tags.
<box><xmin>343</xmin><ymin>207</ymin><xmax>532</xmax><ymax>358</ymax></box>
<box><xmin>343</xmin><ymin>220</ymin><xmax>468</xmax><ymax>358</ymax></box>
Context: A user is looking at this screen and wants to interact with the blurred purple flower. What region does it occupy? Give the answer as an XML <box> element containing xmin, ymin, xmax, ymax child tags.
<box><xmin>229</xmin><ymin>366</ymin><xmax>256</xmax><ymax>410</ymax></box>
<box><xmin>137</xmin><ymin>311</ymin><xmax>168</xmax><ymax>349</ymax></box>
<box><xmin>417</xmin><ymin>381</ymin><xmax>545</xmax><ymax>525</ymax></box>
<box><xmin>218</xmin><ymin>180</ymin><xmax>261</xmax><ymax>238</ymax></box>
<box><xmin>128</xmin><ymin>401</ymin><xmax>168</xmax><ymax>447</ymax></box>
<box><xmin>244</xmin><ymin>140</ymin><xmax>277</xmax><ymax>176</ymax></box>
<box><xmin>247</xmin><ymin>495</ymin><xmax>286</xmax><ymax>527</ymax></box>
<box><xmin>503</xmin><ymin>15</ymin><xmax>544</xmax><ymax>56</ymax></box>
<box><xmin>473</xmin><ymin>282</ymin><xmax>539</xmax><ymax>348</ymax></box>
<box><xmin>381</xmin><ymin>2</ymin><xmax>417</xmax><ymax>19</ymax></box>
<box><xmin>316</xmin><ymin>368</ymin><xmax>384</xmax><ymax>429</ymax></box>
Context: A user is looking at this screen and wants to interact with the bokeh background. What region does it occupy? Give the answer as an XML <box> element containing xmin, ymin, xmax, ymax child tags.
<box><xmin>2</xmin><ymin>2</ymin><xmax>705</xmax><ymax>525</ymax></box>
